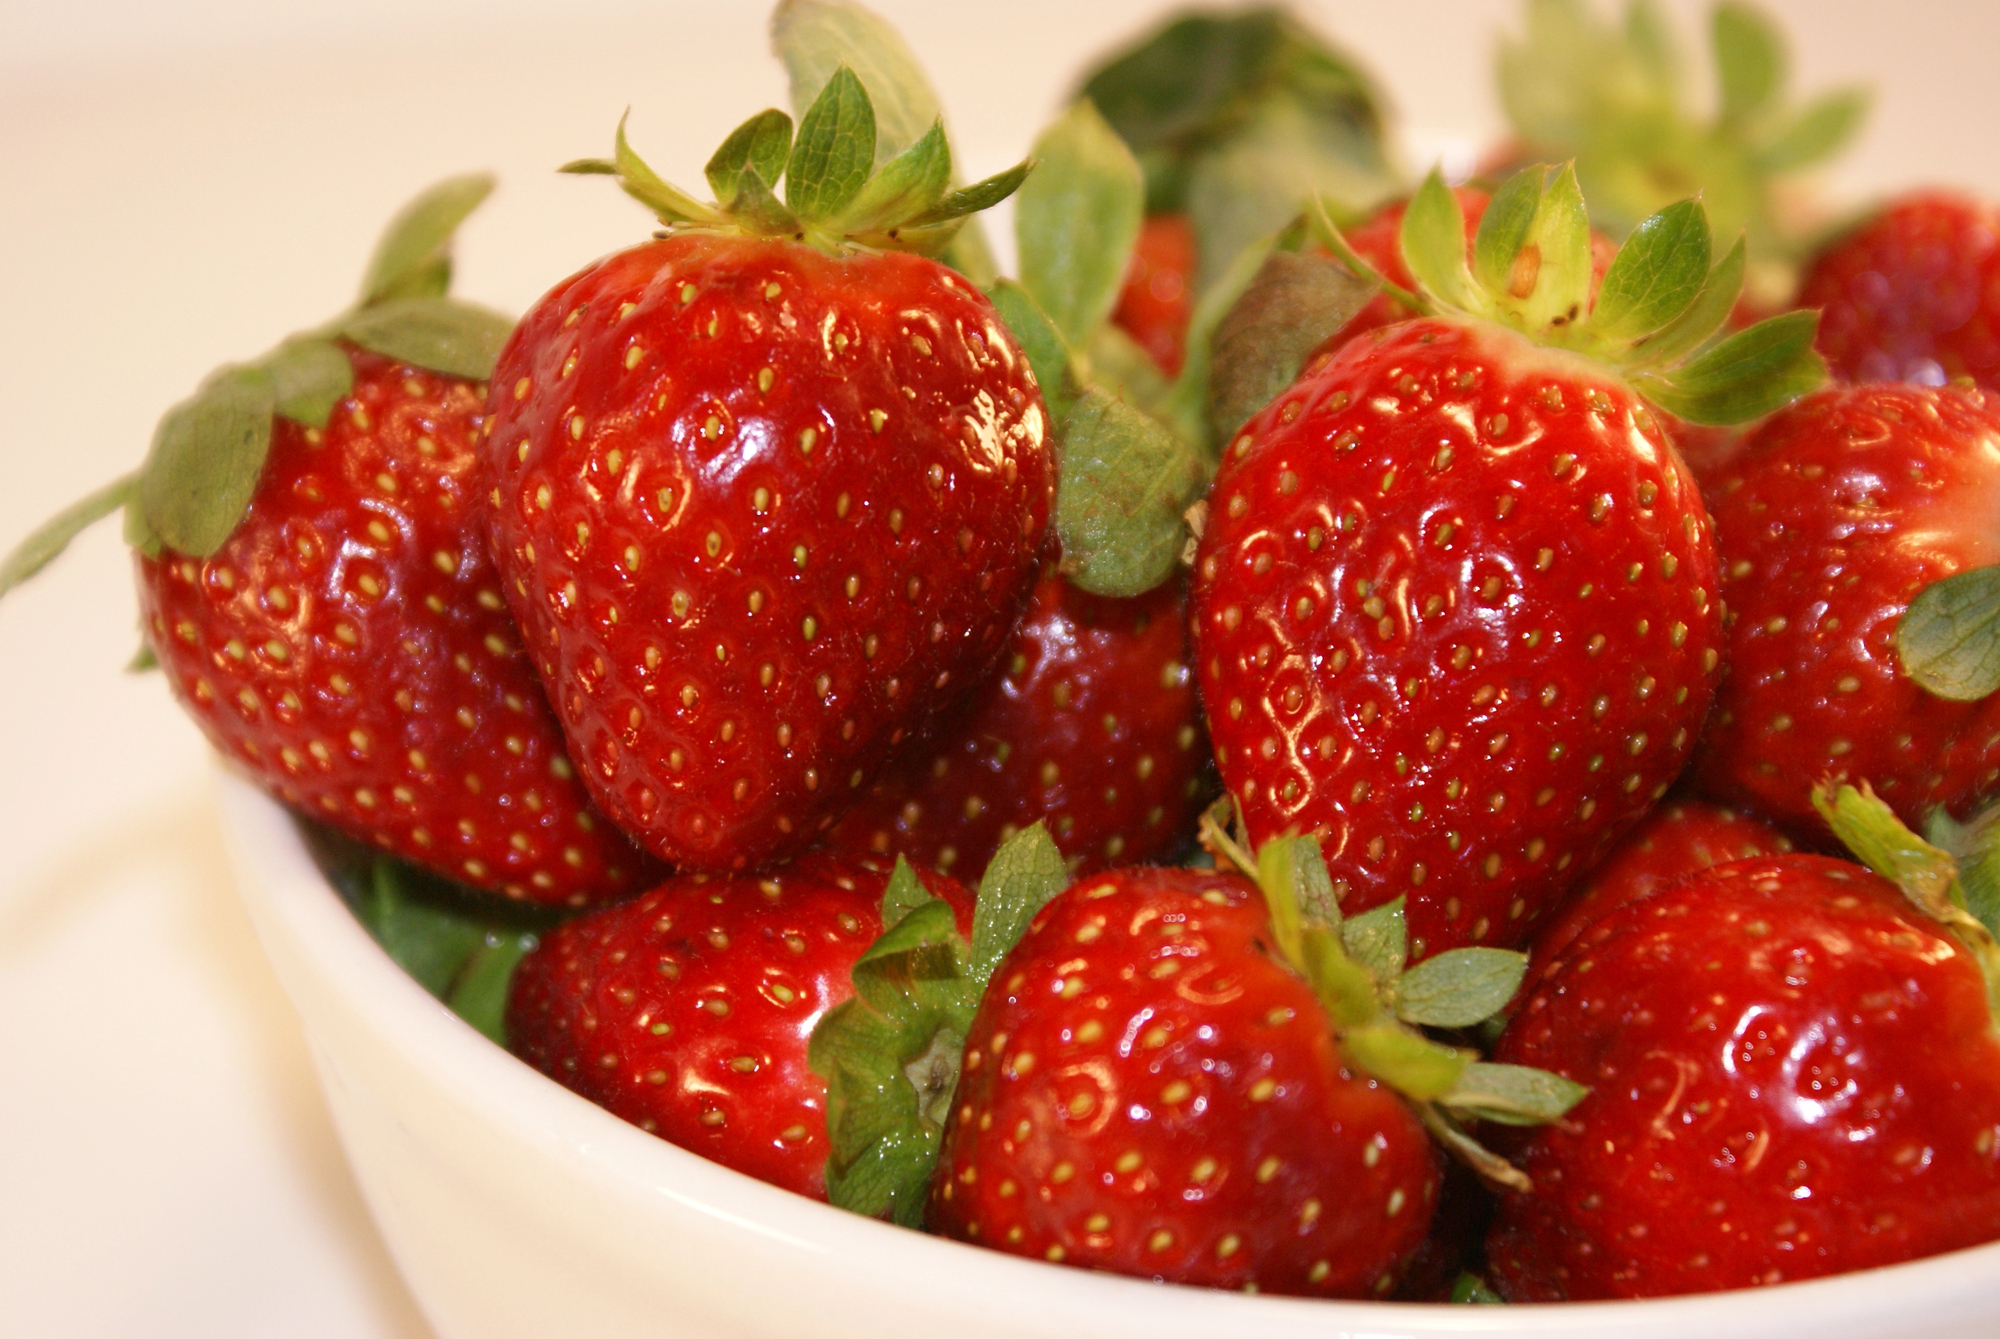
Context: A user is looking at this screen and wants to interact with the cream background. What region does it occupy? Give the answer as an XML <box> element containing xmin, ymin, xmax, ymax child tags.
<box><xmin>3</xmin><ymin>2</ymin><xmax>1998</xmax><ymax>1335</ymax></box>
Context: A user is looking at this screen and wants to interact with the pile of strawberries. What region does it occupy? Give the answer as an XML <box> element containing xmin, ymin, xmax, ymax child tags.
<box><xmin>14</xmin><ymin>0</ymin><xmax>2000</xmax><ymax>1308</ymax></box>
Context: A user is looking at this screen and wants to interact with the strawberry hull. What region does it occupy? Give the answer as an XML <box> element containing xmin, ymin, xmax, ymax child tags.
<box><xmin>483</xmin><ymin>234</ymin><xmax>1054</xmax><ymax>872</ymax></box>
<box><xmin>1194</xmin><ymin>318</ymin><xmax>1724</xmax><ymax>959</ymax></box>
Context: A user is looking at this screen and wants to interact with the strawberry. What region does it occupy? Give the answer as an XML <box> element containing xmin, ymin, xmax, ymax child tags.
<box><xmin>928</xmin><ymin>823</ymin><xmax>1584</xmax><ymax>1296</ymax></box>
<box><xmin>482</xmin><ymin>78</ymin><xmax>1050</xmax><ymax>873</ymax></box>
<box><xmin>1486</xmin><ymin>786</ymin><xmax>2000</xmax><ymax>1299</ymax></box>
<box><xmin>506</xmin><ymin>851</ymin><xmax>974</xmax><ymax>1199</ymax></box>
<box><xmin>1194</xmin><ymin>167</ymin><xmax>1823</xmax><ymax>958</ymax></box>
<box><xmin>825</xmin><ymin>568</ymin><xmax>1209</xmax><ymax>879</ymax></box>
<box><xmin>1693</xmin><ymin>382</ymin><xmax>2000</xmax><ymax>835</ymax></box>
<box><xmin>1797</xmin><ymin>191</ymin><xmax>2000</xmax><ymax>389</ymax></box>
<box><xmin>0</xmin><ymin>177</ymin><xmax>650</xmax><ymax>905</ymax></box>
<box><xmin>1526</xmin><ymin>797</ymin><xmax>1793</xmax><ymax>975</ymax></box>
<box><xmin>1111</xmin><ymin>214</ymin><xmax>1197</xmax><ymax>376</ymax></box>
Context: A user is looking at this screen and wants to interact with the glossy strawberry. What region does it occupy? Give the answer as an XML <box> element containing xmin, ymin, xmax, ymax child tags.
<box><xmin>928</xmin><ymin>864</ymin><xmax>1441</xmax><ymax>1297</ymax></box>
<box><xmin>1526</xmin><ymin>798</ymin><xmax>1793</xmax><ymax>975</ymax></box>
<box><xmin>1694</xmin><ymin>383</ymin><xmax>2000</xmax><ymax>833</ymax></box>
<box><xmin>506</xmin><ymin>851</ymin><xmax>974</xmax><ymax>1198</ymax></box>
<box><xmin>826</xmin><ymin>569</ymin><xmax>1209</xmax><ymax>879</ymax></box>
<box><xmin>1798</xmin><ymin>191</ymin><xmax>2000</xmax><ymax>389</ymax></box>
<box><xmin>140</xmin><ymin>348</ymin><xmax>649</xmax><ymax>903</ymax></box>
<box><xmin>1193</xmin><ymin>167</ymin><xmax>1822</xmax><ymax>958</ymax></box>
<box><xmin>482</xmin><ymin>87</ymin><xmax>1050</xmax><ymax>872</ymax></box>
<box><xmin>1488</xmin><ymin>849</ymin><xmax>2000</xmax><ymax>1299</ymax></box>
<box><xmin>1</xmin><ymin>177</ymin><xmax>649</xmax><ymax>905</ymax></box>
<box><xmin>1111</xmin><ymin>215</ymin><xmax>1196</xmax><ymax>376</ymax></box>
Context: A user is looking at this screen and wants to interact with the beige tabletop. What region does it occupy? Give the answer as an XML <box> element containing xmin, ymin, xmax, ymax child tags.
<box><xmin>4</xmin><ymin>1</ymin><xmax>1999</xmax><ymax>1335</ymax></box>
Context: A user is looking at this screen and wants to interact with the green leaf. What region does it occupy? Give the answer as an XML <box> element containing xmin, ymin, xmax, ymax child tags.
<box><xmin>834</xmin><ymin>118</ymin><xmax>951</xmax><ymax>236</ymax></box>
<box><xmin>1627</xmin><ymin>233</ymin><xmax>1747</xmax><ymax>369</ymax></box>
<box><xmin>967</xmin><ymin>823</ymin><xmax>1068</xmax><ymax>992</ymax></box>
<box><xmin>1440</xmin><ymin>1062</ymin><xmax>1589</xmax><ymax>1126</ymax></box>
<box><xmin>122</xmin><ymin>496</ymin><xmax>161</xmax><ymax>558</ymax></box>
<box><xmin>770</xmin><ymin>0</ymin><xmax>939</xmax><ymax>165</ymax></box>
<box><xmin>908</xmin><ymin>160</ymin><xmax>1031</xmax><ymax>228</ymax></box>
<box><xmin>1341</xmin><ymin>1021</ymin><xmax>1467</xmax><ymax>1100</ymax></box>
<box><xmin>1394</xmin><ymin>948</ymin><xmax>1529</xmax><ymax>1029</ymax></box>
<box><xmin>1180</xmin><ymin>92</ymin><xmax>1401</xmax><ymax>297</ymax></box>
<box><xmin>1054</xmin><ymin>387</ymin><xmax>1205</xmax><ymax>598</ymax></box>
<box><xmin>1255</xmin><ymin>834</ymin><xmax>1321</xmax><ymax>967</ymax></box>
<box><xmin>341</xmin><ymin>297</ymin><xmax>514</xmax><ymax>381</ymax></box>
<box><xmin>448</xmin><ymin>931</ymin><xmax>537</xmax><ymax>1046</ymax></box>
<box><xmin>1590</xmin><ymin>197</ymin><xmax>1711</xmax><ymax>342</ymax></box>
<box><xmin>1085</xmin><ymin>324</ymin><xmax>1174</xmax><ymax>422</ymax></box>
<box><xmin>1812</xmin><ymin>782</ymin><xmax>1964</xmax><ymax>924</ymax></box>
<box><xmin>940</xmin><ymin>221</ymin><xmax>1000</xmax><ymax>287</ymax></box>
<box><xmin>1758</xmin><ymin>88</ymin><xmax>1870</xmax><ymax>174</ymax></box>
<box><xmin>1339</xmin><ymin>897</ymin><xmax>1407</xmax><ymax>984</ymax></box>
<box><xmin>1712</xmin><ymin>2</ymin><xmax>1783</xmax><ymax>126</ymax></box>
<box><xmin>1013</xmin><ymin>100</ymin><xmax>1143</xmax><ymax>349</ymax></box>
<box><xmin>1930</xmin><ymin>806</ymin><xmax>2000</xmax><ymax>937</ymax></box>
<box><xmin>1512</xmin><ymin>162</ymin><xmax>1594</xmax><ymax>331</ymax></box>
<box><xmin>984</xmin><ymin>280</ymin><xmax>1076</xmax><ymax>422</ymax></box>
<box><xmin>1634</xmin><ymin>306</ymin><xmax>1825</xmax><ymax>425</ymax></box>
<box><xmin>847</xmin><ymin>898</ymin><xmax>967</xmax><ymax>1017</ymax></box>
<box><xmin>0</xmin><ymin>472</ymin><xmax>137</xmax><ymax>599</ymax></box>
<box><xmin>1163</xmin><ymin>229</ymin><xmax>1281</xmax><ymax>456</ymax></box>
<box><xmin>705</xmin><ymin>108</ymin><xmax>794</xmax><ymax>209</ymax></box>
<box><xmin>357</xmin><ymin>859</ymin><xmax>489</xmax><ymax>997</ymax></box>
<box><xmin>1206</xmin><ymin>249</ymin><xmax>1377</xmax><ymax>440</ymax></box>
<box><xmin>1898</xmin><ymin>566</ymin><xmax>2000</xmax><ymax>702</ymax></box>
<box><xmin>879</xmin><ymin>855</ymin><xmax>939</xmax><ymax>930</ymax></box>
<box><xmin>126</xmin><ymin>638</ymin><xmax>158</xmax><ymax>673</ymax></box>
<box><xmin>812</xmin><ymin>997</ymin><xmax>952</xmax><ymax>1225</ymax></box>
<box><xmin>1471</xmin><ymin>165</ymin><xmax>1544</xmax><ymax>295</ymax></box>
<box><xmin>137</xmin><ymin>367</ymin><xmax>276</xmax><ymax>557</ymax></box>
<box><xmin>599</xmin><ymin>112</ymin><xmax>721</xmax><ymax>225</ymax></box>
<box><xmin>1399</xmin><ymin>169</ymin><xmax>1482</xmax><ymax>313</ymax></box>
<box><xmin>264</xmin><ymin>338</ymin><xmax>354</xmax><ymax>428</ymax></box>
<box><xmin>358</xmin><ymin>173</ymin><xmax>494</xmax><ymax>306</ymax></box>
<box><xmin>785</xmin><ymin>65</ymin><xmax>877</xmax><ymax>222</ymax></box>
<box><xmin>727</xmin><ymin>168</ymin><xmax>802</xmax><ymax>236</ymax></box>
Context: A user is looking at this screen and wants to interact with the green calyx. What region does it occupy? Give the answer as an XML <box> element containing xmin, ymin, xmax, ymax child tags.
<box><xmin>1815</xmin><ymin>782</ymin><xmax>2000</xmax><ymax>1026</ymax></box>
<box><xmin>0</xmin><ymin>173</ymin><xmax>511</xmax><ymax>591</ymax></box>
<box><xmin>808</xmin><ymin>827</ymin><xmax>1070</xmax><ymax>1227</ymax></box>
<box><xmin>1497</xmin><ymin>0</ymin><xmax>1868</xmax><ymax>303</ymax></box>
<box><xmin>563</xmin><ymin>68</ymin><xmax>1028</xmax><ymax>258</ymax></box>
<box><xmin>1201</xmin><ymin>808</ymin><xmax>1586</xmax><ymax>1192</ymax></box>
<box><xmin>1077</xmin><ymin>5</ymin><xmax>1401</xmax><ymax>295</ymax></box>
<box><xmin>1342</xmin><ymin>163</ymin><xmax>1825</xmax><ymax>426</ymax></box>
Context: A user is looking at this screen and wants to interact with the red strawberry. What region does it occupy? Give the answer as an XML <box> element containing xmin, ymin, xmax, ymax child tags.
<box><xmin>1193</xmin><ymin>168</ymin><xmax>1823</xmax><ymax>958</ymax></box>
<box><xmin>1798</xmin><ymin>191</ymin><xmax>2000</xmax><ymax>389</ymax></box>
<box><xmin>1</xmin><ymin>177</ymin><xmax>650</xmax><ymax>905</ymax></box>
<box><xmin>826</xmin><ymin>568</ymin><xmax>1209</xmax><ymax>879</ymax></box>
<box><xmin>1488</xmin><ymin>817</ymin><xmax>2000</xmax><ymax>1298</ymax></box>
<box><xmin>928</xmin><ymin>864</ymin><xmax>1441</xmax><ymax>1297</ymax></box>
<box><xmin>482</xmin><ymin>85</ymin><xmax>1051</xmax><ymax>873</ymax></box>
<box><xmin>1694</xmin><ymin>382</ymin><xmax>2000</xmax><ymax>834</ymax></box>
<box><xmin>506</xmin><ymin>851</ymin><xmax>974</xmax><ymax>1199</ymax></box>
<box><xmin>1526</xmin><ymin>797</ymin><xmax>1793</xmax><ymax>975</ymax></box>
<box><xmin>1111</xmin><ymin>214</ymin><xmax>1196</xmax><ymax>376</ymax></box>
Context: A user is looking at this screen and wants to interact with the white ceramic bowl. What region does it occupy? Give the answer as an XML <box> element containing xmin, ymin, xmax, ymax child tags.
<box><xmin>216</xmin><ymin>768</ymin><xmax>2000</xmax><ymax>1339</ymax></box>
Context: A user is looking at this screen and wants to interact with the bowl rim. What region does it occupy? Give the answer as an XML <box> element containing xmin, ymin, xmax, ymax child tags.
<box><xmin>217</xmin><ymin>766</ymin><xmax>2000</xmax><ymax>1337</ymax></box>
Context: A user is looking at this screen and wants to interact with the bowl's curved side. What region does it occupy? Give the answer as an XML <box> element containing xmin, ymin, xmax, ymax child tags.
<box><xmin>214</xmin><ymin>770</ymin><xmax>2000</xmax><ymax>1339</ymax></box>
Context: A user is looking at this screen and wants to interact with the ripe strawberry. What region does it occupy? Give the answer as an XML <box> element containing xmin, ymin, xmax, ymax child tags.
<box><xmin>1487</xmin><ymin>790</ymin><xmax>2000</xmax><ymax>1299</ymax></box>
<box><xmin>927</xmin><ymin>864</ymin><xmax>1442</xmax><ymax>1297</ymax></box>
<box><xmin>825</xmin><ymin>568</ymin><xmax>1209</xmax><ymax>879</ymax></box>
<box><xmin>1798</xmin><ymin>191</ymin><xmax>2000</xmax><ymax>389</ymax></box>
<box><xmin>0</xmin><ymin>177</ymin><xmax>650</xmax><ymax>905</ymax></box>
<box><xmin>1693</xmin><ymin>382</ymin><xmax>2000</xmax><ymax>834</ymax></box>
<box><xmin>483</xmin><ymin>81</ymin><xmax>1051</xmax><ymax>872</ymax></box>
<box><xmin>928</xmin><ymin>824</ymin><xmax>1582</xmax><ymax>1296</ymax></box>
<box><xmin>1194</xmin><ymin>167</ymin><xmax>1830</xmax><ymax>957</ymax></box>
<box><xmin>506</xmin><ymin>851</ymin><xmax>974</xmax><ymax>1199</ymax></box>
<box><xmin>1526</xmin><ymin>797</ymin><xmax>1793</xmax><ymax>975</ymax></box>
<box><xmin>1111</xmin><ymin>214</ymin><xmax>1196</xmax><ymax>376</ymax></box>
